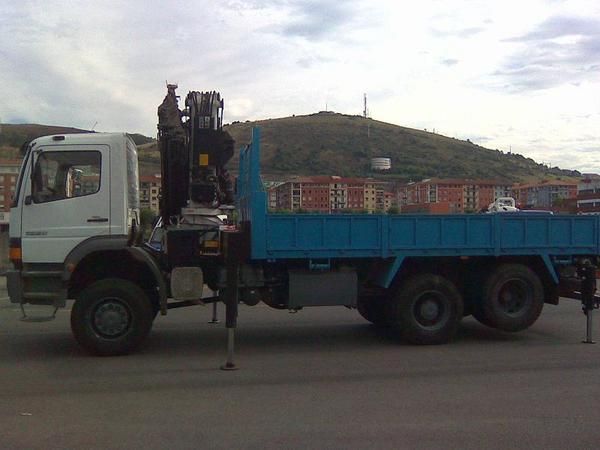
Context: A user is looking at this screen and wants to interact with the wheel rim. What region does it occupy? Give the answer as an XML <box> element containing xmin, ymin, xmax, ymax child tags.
<box><xmin>497</xmin><ymin>278</ymin><xmax>531</xmax><ymax>317</ymax></box>
<box><xmin>412</xmin><ymin>291</ymin><xmax>449</xmax><ymax>330</ymax></box>
<box><xmin>92</xmin><ymin>297</ymin><xmax>132</xmax><ymax>338</ymax></box>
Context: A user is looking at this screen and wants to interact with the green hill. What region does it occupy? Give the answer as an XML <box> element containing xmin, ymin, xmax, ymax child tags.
<box><xmin>223</xmin><ymin>113</ymin><xmax>580</xmax><ymax>182</ymax></box>
<box><xmin>1</xmin><ymin>115</ymin><xmax>581</xmax><ymax>182</ymax></box>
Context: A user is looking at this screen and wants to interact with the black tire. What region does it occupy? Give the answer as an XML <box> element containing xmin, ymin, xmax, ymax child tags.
<box><xmin>387</xmin><ymin>274</ymin><xmax>463</xmax><ymax>345</ymax></box>
<box><xmin>71</xmin><ymin>278</ymin><xmax>154</xmax><ymax>356</ymax></box>
<box><xmin>480</xmin><ymin>264</ymin><xmax>544</xmax><ymax>332</ymax></box>
<box><xmin>357</xmin><ymin>296</ymin><xmax>388</xmax><ymax>327</ymax></box>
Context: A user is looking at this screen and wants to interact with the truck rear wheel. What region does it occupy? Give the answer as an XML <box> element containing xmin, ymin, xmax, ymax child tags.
<box><xmin>71</xmin><ymin>278</ymin><xmax>154</xmax><ymax>356</ymax></box>
<box><xmin>479</xmin><ymin>264</ymin><xmax>544</xmax><ymax>332</ymax></box>
<box><xmin>387</xmin><ymin>274</ymin><xmax>463</xmax><ymax>345</ymax></box>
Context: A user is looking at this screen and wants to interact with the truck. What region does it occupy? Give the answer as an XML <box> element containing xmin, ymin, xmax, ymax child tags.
<box><xmin>7</xmin><ymin>87</ymin><xmax>600</xmax><ymax>364</ymax></box>
<box><xmin>488</xmin><ymin>197</ymin><xmax>519</xmax><ymax>213</ymax></box>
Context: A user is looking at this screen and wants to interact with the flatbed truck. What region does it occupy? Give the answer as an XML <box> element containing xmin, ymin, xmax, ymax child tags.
<box><xmin>6</xmin><ymin>89</ymin><xmax>600</xmax><ymax>362</ymax></box>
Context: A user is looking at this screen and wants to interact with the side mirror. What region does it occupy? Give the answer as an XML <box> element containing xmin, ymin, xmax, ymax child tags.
<box><xmin>25</xmin><ymin>196</ymin><xmax>32</xmax><ymax>205</ymax></box>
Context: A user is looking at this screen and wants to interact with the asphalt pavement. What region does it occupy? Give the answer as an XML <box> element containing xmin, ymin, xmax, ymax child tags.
<box><xmin>1</xmin><ymin>280</ymin><xmax>600</xmax><ymax>449</ymax></box>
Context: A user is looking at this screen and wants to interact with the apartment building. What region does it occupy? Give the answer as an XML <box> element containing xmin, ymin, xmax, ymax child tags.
<box><xmin>140</xmin><ymin>174</ymin><xmax>161</xmax><ymax>213</ymax></box>
<box><xmin>272</xmin><ymin>176</ymin><xmax>394</xmax><ymax>213</ymax></box>
<box><xmin>264</xmin><ymin>181</ymin><xmax>285</xmax><ymax>210</ymax></box>
<box><xmin>399</xmin><ymin>178</ymin><xmax>512</xmax><ymax>213</ymax></box>
<box><xmin>364</xmin><ymin>181</ymin><xmax>378</xmax><ymax>212</ymax></box>
<box><xmin>511</xmin><ymin>180</ymin><xmax>577</xmax><ymax>209</ymax></box>
<box><xmin>577</xmin><ymin>175</ymin><xmax>600</xmax><ymax>213</ymax></box>
<box><xmin>400</xmin><ymin>179</ymin><xmax>462</xmax><ymax>213</ymax></box>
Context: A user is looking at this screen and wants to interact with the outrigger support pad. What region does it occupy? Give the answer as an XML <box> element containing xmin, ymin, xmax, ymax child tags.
<box><xmin>579</xmin><ymin>263</ymin><xmax>599</xmax><ymax>344</ymax></box>
<box><xmin>221</xmin><ymin>328</ymin><xmax>238</xmax><ymax>371</ymax></box>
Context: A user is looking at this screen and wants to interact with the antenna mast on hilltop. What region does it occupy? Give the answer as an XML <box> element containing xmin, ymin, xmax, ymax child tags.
<box><xmin>363</xmin><ymin>93</ymin><xmax>371</xmax><ymax>138</ymax></box>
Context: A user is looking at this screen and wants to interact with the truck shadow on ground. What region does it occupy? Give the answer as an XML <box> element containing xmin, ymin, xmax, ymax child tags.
<box><xmin>145</xmin><ymin>319</ymin><xmax>526</xmax><ymax>355</ymax></box>
<box><xmin>1</xmin><ymin>318</ymin><xmax>530</xmax><ymax>361</ymax></box>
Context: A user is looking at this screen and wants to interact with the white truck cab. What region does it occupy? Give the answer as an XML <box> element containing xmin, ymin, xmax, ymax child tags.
<box><xmin>11</xmin><ymin>133</ymin><xmax>139</xmax><ymax>265</ymax></box>
<box><xmin>8</xmin><ymin>133</ymin><xmax>165</xmax><ymax>299</ymax></box>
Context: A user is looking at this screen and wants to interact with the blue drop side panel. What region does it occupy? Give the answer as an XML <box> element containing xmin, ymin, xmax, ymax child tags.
<box><xmin>261</xmin><ymin>213</ymin><xmax>599</xmax><ymax>259</ymax></box>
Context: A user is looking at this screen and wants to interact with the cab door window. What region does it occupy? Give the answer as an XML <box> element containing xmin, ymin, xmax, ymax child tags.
<box><xmin>32</xmin><ymin>151</ymin><xmax>101</xmax><ymax>203</ymax></box>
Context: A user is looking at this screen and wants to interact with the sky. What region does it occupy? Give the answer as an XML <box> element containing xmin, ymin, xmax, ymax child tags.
<box><xmin>1</xmin><ymin>0</ymin><xmax>599</xmax><ymax>173</ymax></box>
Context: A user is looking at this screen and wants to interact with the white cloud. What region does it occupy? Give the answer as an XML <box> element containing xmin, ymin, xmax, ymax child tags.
<box><xmin>1</xmin><ymin>0</ymin><xmax>599</xmax><ymax>172</ymax></box>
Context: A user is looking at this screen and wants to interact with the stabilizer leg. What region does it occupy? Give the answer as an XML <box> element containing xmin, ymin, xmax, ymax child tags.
<box><xmin>220</xmin><ymin>231</ymin><xmax>241</xmax><ymax>370</ymax></box>
<box><xmin>579</xmin><ymin>263</ymin><xmax>598</xmax><ymax>344</ymax></box>
<box><xmin>208</xmin><ymin>298</ymin><xmax>220</xmax><ymax>324</ymax></box>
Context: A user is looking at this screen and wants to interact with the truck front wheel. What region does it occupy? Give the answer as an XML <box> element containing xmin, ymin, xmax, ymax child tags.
<box><xmin>71</xmin><ymin>278</ymin><xmax>154</xmax><ymax>356</ymax></box>
<box><xmin>387</xmin><ymin>274</ymin><xmax>463</xmax><ymax>345</ymax></box>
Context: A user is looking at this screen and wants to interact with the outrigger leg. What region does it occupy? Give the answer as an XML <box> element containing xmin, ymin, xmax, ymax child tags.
<box><xmin>208</xmin><ymin>298</ymin><xmax>220</xmax><ymax>324</ymax></box>
<box><xmin>579</xmin><ymin>263</ymin><xmax>599</xmax><ymax>344</ymax></box>
<box><xmin>221</xmin><ymin>290</ymin><xmax>238</xmax><ymax>370</ymax></box>
<box><xmin>221</xmin><ymin>231</ymin><xmax>241</xmax><ymax>370</ymax></box>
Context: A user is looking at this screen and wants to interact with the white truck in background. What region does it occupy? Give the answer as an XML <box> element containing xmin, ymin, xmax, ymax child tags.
<box><xmin>488</xmin><ymin>197</ymin><xmax>518</xmax><ymax>213</ymax></box>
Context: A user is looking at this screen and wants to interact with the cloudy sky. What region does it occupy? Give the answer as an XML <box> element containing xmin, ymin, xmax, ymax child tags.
<box><xmin>1</xmin><ymin>0</ymin><xmax>599</xmax><ymax>172</ymax></box>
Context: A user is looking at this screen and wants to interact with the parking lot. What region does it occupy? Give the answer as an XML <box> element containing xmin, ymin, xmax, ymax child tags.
<box><xmin>1</xmin><ymin>279</ymin><xmax>600</xmax><ymax>449</ymax></box>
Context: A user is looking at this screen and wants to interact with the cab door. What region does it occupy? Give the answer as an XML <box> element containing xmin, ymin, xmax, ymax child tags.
<box><xmin>21</xmin><ymin>145</ymin><xmax>110</xmax><ymax>264</ymax></box>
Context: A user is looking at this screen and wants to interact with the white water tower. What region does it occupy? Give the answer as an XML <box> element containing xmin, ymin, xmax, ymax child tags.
<box><xmin>371</xmin><ymin>157</ymin><xmax>391</xmax><ymax>171</ymax></box>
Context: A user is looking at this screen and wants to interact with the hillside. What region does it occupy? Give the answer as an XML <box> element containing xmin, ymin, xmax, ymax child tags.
<box><xmin>1</xmin><ymin>116</ymin><xmax>581</xmax><ymax>182</ymax></box>
<box><xmin>223</xmin><ymin>113</ymin><xmax>580</xmax><ymax>182</ymax></box>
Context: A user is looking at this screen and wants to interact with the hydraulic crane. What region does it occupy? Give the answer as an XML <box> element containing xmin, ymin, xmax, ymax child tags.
<box><xmin>157</xmin><ymin>84</ymin><xmax>234</xmax><ymax>225</ymax></box>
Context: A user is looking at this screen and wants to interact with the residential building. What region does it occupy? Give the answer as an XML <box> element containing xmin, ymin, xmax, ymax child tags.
<box><xmin>271</xmin><ymin>176</ymin><xmax>394</xmax><ymax>213</ymax></box>
<box><xmin>264</xmin><ymin>181</ymin><xmax>285</xmax><ymax>210</ymax></box>
<box><xmin>364</xmin><ymin>181</ymin><xmax>378</xmax><ymax>212</ymax></box>
<box><xmin>140</xmin><ymin>174</ymin><xmax>161</xmax><ymax>213</ymax></box>
<box><xmin>511</xmin><ymin>180</ymin><xmax>577</xmax><ymax>209</ymax></box>
<box><xmin>399</xmin><ymin>178</ymin><xmax>512</xmax><ymax>213</ymax></box>
<box><xmin>577</xmin><ymin>175</ymin><xmax>600</xmax><ymax>214</ymax></box>
<box><xmin>494</xmin><ymin>184</ymin><xmax>512</xmax><ymax>201</ymax></box>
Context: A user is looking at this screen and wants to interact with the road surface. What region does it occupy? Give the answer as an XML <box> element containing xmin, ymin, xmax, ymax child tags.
<box><xmin>1</xmin><ymin>283</ymin><xmax>600</xmax><ymax>449</ymax></box>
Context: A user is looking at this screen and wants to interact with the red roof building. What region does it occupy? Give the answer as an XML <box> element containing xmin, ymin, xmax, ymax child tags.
<box><xmin>272</xmin><ymin>176</ymin><xmax>394</xmax><ymax>213</ymax></box>
<box><xmin>399</xmin><ymin>178</ymin><xmax>511</xmax><ymax>213</ymax></box>
<box><xmin>511</xmin><ymin>180</ymin><xmax>577</xmax><ymax>209</ymax></box>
